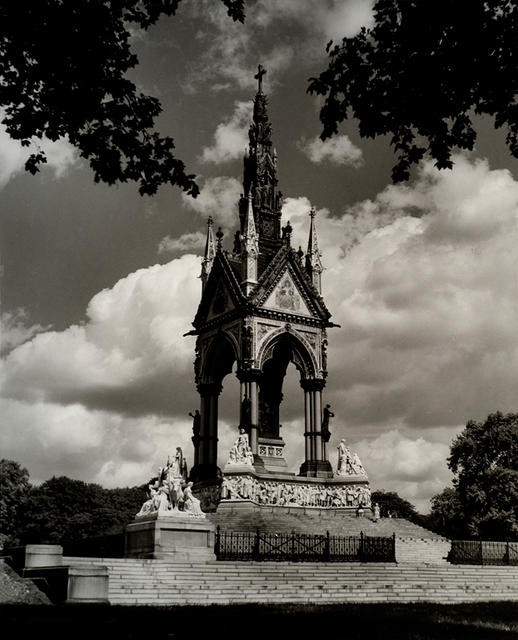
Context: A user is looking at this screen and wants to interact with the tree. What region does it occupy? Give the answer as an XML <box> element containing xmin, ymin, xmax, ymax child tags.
<box><xmin>427</xmin><ymin>487</ymin><xmax>466</xmax><ymax>539</ymax></box>
<box><xmin>309</xmin><ymin>0</ymin><xmax>518</xmax><ymax>182</ymax></box>
<box><xmin>18</xmin><ymin>476</ymin><xmax>147</xmax><ymax>545</ymax></box>
<box><xmin>0</xmin><ymin>459</ymin><xmax>30</xmax><ymax>547</ymax></box>
<box><xmin>0</xmin><ymin>1</ymin><xmax>245</xmax><ymax>196</ymax></box>
<box><xmin>446</xmin><ymin>412</ymin><xmax>518</xmax><ymax>540</ymax></box>
<box><xmin>371</xmin><ymin>489</ymin><xmax>422</xmax><ymax>522</ymax></box>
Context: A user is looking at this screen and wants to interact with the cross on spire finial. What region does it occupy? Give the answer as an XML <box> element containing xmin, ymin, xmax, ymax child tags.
<box><xmin>254</xmin><ymin>64</ymin><xmax>266</xmax><ymax>92</ymax></box>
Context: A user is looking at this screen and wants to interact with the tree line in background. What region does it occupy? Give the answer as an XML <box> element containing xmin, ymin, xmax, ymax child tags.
<box><xmin>1</xmin><ymin>412</ymin><xmax>516</xmax><ymax>547</ymax></box>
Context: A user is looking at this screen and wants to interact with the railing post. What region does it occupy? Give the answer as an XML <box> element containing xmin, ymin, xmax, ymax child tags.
<box><xmin>506</xmin><ymin>540</ymin><xmax>510</xmax><ymax>566</ymax></box>
<box><xmin>291</xmin><ymin>530</ymin><xmax>296</xmax><ymax>560</ymax></box>
<box><xmin>359</xmin><ymin>531</ymin><xmax>364</xmax><ymax>562</ymax></box>
<box><xmin>325</xmin><ymin>530</ymin><xmax>330</xmax><ymax>562</ymax></box>
<box><xmin>215</xmin><ymin>525</ymin><xmax>221</xmax><ymax>558</ymax></box>
<box><xmin>253</xmin><ymin>528</ymin><xmax>260</xmax><ymax>561</ymax></box>
<box><xmin>480</xmin><ymin>539</ymin><xmax>484</xmax><ymax>565</ymax></box>
<box><xmin>392</xmin><ymin>532</ymin><xmax>396</xmax><ymax>562</ymax></box>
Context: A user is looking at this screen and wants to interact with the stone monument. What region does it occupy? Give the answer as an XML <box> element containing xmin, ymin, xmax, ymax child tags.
<box><xmin>125</xmin><ymin>448</ymin><xmax>216</xmax><ymax>560</ymax></box>
<box><xmin>185</xmin><ymin>65</ymin><xmax>370</xmax><ymax>517</ymax></box>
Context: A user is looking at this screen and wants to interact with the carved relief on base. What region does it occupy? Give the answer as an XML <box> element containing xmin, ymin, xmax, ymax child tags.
<box><xmin>220</xmin><ymin>474</ymin><xmax>371</xmax><ymax>509</ymax></box>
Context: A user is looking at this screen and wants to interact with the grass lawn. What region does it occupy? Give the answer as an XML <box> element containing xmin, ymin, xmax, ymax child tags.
<box><xmin>1</xmin><ymin>602</ymin><xmax>517</xmax><ymax>640</ymax></box>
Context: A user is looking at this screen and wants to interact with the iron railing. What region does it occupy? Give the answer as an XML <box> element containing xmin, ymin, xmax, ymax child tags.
<box><xmin>449</xmin><ymin>539</ymin><xmax>518</xmax><ymax>566</ymax></box>
<box><xmin>214</xmin><ymin>528</ymin><xmax>396</xmax><ymax>562</ymax></box>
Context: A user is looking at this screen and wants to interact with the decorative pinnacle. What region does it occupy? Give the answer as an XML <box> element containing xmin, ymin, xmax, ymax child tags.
<box><xmin>254</xmin><ymin>64</ymin><xmax>266</xmax><ymax>93</ymax></box>
<box><xmin>216</xmin><ymin>227</ymin><xmax>224</xmax><ymax>250</ymax></box>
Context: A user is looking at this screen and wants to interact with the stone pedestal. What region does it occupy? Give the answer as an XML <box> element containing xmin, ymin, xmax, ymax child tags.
<box><xmin>299</xmin><ymin>459</ymin><xmax>333</xmax><ymax>479</ymax></box>
<box><xmin>125</xmin><ymin>513</ymin><xmax>216</xmax><ymax>561</ymax></box>
<box><xmin>67</xmin><ymin>566</ymin><xmax>109</xmax><ymax>603</ymax></box>
<box><xmin>256</xmin><ymin>437</ymin><xmax>288</xmax><ymax>471</ymax></box>
<box><xmin>24</xmin><ymin>544</ymin><xmax>63</xmax><ymax>568</ymax></box>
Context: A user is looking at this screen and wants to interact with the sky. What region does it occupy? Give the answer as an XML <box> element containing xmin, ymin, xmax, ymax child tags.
<box><xmin>1</xmin><ymin>0</ymin><xmax>518</xmax><ymax>513</ymax></box>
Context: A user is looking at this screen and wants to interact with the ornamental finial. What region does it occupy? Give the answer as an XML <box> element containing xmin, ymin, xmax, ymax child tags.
<box><xmin>254</xmin><ymin>64</ymin><xmax>266</xmax><ymax>93</ymax></box>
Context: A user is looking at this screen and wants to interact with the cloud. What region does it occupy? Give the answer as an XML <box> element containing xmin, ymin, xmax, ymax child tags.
<box><xmin>158</xmin><ymin>232</ymin><xmax>206</xmax><ymax>255</ymax></box>
<box><xmin>201</xmin><ymin>101</ymin><xmax>252</xmax><ymax>163</ymax></box>
<box><xmin>354</xmin><ymin>430</ymin><xmax>454</xmax><ymax>513</ymax></box>
<box><xmin>0</xmin><ymin>115</ymin><xmax>77</xmax><ymax>188</ymax></box>
<box><xmin>285</xmin><ymin>155</ymin><xmax>518</xmax><ymax>437</ymax></box>
<box><xmin>3</xmin><ymin>153</ymin><xmax>518</xmax><ymax>512</ymax></box>
<box><xmin>183</xmin><ymin>1</ymin><xmax>374</xmax><ymax>92</ymax></box>
<box><xmin>0</xmin><ymin>309</ymin><xmax>51</xmax><ymax>356</ymax></box>
<box><xmin>299</xmin><ymin>135</ymin><xmax>364</xmax><ymax>167</ymax></box>
<box><xmin>181</xmin><ymin>176</ymin><xmax>241</xmax><ymax>228</ymax></box>
<box><xmin>1</xmin><ymin>256</ymin><xmax>201</xmax><ymax>417</ymax></box>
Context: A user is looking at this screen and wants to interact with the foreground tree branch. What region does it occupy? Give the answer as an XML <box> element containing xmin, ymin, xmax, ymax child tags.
<box><xmin>0</xmin><ymin>0</ymin><xmax>245</xmax><ymax>196</ymax></box>
<box><xmin>309</xmin><ymin>0</ymin><xmax>518</xmax><ymax>182</ymax></box>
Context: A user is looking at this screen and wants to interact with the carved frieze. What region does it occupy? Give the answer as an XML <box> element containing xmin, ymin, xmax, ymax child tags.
<box><xmin>220</xmin><ymin>475</ymin><xmax>371</xmax><ymax>509</ymax></box>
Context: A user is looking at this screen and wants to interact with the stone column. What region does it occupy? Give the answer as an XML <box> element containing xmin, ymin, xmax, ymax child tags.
<box><xmin>299</xmin><ymin>378</ymin><xmax>332</xmax><ymax>478</ymax></box>
<box><xmin>237</xmin><ymin>369</ymin><xmax>260</xmax><ymax>454</ymax></box>
<box><xmin>191</xmin><ymin>382</ymin><xmax>222</xmax><ymax>481</ymax></box>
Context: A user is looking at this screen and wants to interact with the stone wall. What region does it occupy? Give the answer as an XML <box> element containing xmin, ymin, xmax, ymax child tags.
<box><xmin>65</xmin><ymin>557</ymin><xmax>518</xmax><ymax>605</ymax></box>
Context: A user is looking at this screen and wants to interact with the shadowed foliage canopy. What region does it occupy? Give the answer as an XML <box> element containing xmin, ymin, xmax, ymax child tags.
<box><xmin>371</xmin><ymin>490</ymin><xmax>422</xmax><ymax>522</ymax></box>
<box><xmin>17</xmin><ymin>476</ymin><xmax>147</xmax><ymax>545</ymax></box>
<box><xmin>448</xmin><ymin>412</ymin><xmax>518</xmax><ymax>540</ymax></box>
<box><xmin>309</xmin><ymin>0</ymin><xmax>518</xmax><ymax>182</ymax></box>
<box><xmin>0</xmin><ymin>0</ymin><xmax>244</xmax><ymax>196</ymax></box>
<box><xmin>0</xmin><ymin>459</ymin><xmax>30</xmax><ymax>547</ymax></box>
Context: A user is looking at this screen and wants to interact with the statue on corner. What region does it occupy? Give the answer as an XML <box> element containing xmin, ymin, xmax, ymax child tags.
<box><xmin>227</xmin><ymin>427</ymin><xmax>254</xmax><ymax>466</ymax></box>
<box><xmin>321</xmin><ymin>403</ymin><xmax>334</xmax><ymax>443</ymax></box>
<box><xmin>336</xmin><ymin>439</ymin><xmax>366</xmax><ymax>477</ymax></box>
<box><xmin>135</xmin><ymin>448</ymin><xmax>206</xmax><ymax>519</ymax></box>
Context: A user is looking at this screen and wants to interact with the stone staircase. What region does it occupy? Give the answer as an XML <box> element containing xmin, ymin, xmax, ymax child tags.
<box><xmin>209</xmin><ymin>504</ymin><xmax>440</xmax><ymax>538</ymax></box>
<box><xmin>64</xmin><ymin>557</ymin><xmax>518</xmax><ymax>605</ymax></box>
<box><xmin>208</xmin><ymin>503</ymin><xmax>450</xmax><ymax>564</ymax></box>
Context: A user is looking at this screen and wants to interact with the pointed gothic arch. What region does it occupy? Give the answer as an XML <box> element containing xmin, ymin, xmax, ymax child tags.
<box><xmin>200</xmin><ymin>331</ymin><xmax>238</xmax><ymax>385</ymax></box>
<box><xmin>257</xmin><ymin>328</ymin><xmax>318</xmax><ymax>380</ymax></box>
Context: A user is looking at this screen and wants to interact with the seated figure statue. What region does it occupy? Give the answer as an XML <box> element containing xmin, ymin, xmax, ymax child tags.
<box><xmin>227</xmin><ymin>427</ymin><xmax>254</xmax><ymax>466</ymax></box>
<box><xmin>336</xmin><ymin>439</ymin><xmax>366</xmax><ymax>476</ymax></box>
<box><xmin>182</xmin><ymin>482</ymin><xmax>205</xmax><ymax>517</ymax></box>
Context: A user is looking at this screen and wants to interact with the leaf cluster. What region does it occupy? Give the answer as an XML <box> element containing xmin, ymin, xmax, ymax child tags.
<box><xmin>0</xmin><ymin>459</ymin><xmax>30</xmax><ymax>546</ymax></box>
<box><xmin>309</xmin><ymin>0</ymin><xmax>518</xmax><ymax>181</ymax></box>
<box><xmin>448</xmin><ymin>411</ymin><xmax>518</xmax><ymax>539</ymax></box>
<box><xmin>0</xmin><ymin>1</ymin><xmax>245</xmax><ymax>195</ymax></box>
<box><xmin>16</xmin><ymin>475</ymin><xmax>147</xmax><ymax>545</ymax></box>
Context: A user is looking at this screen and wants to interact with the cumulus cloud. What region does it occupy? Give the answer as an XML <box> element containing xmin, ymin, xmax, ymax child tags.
<box><xmin>299</xmin><ymin>135</ymin><xmax>364</xmax><ymax>167</ymax></box>
<box><xmin>183</xmin><ymin>1</ymin><xmax>374</xmax><ymax>92</ymax></box>
<box><xmin>1</xmin><ymin>256</ymin><xmax>201</xmax><ymax>416</ymax></box>
<box><xmin>158</xmin><ymin>232</ymin><xmax>206</xmax><ymax>255</ymax></box>
<box><xmin>180</xmin><ymin>176</ymin><xmax>241</xmax><ymax>228</ymax></box>
<box><xmin>286</xmin><ymin>155</ymin><xmax>518</xmax><ymax>433</ymax></box>
<box><xmin>201</xmin><ymin>101</ymin><xmax>252</xmax><ymax>164</ymax></box>
<box><xmin>354</xmin><ymin>430</ymin><xmax>454</xmax><ymax>512</ymax></box>
<box><xmin>157</xmin><ymin>176</ymin><xmax>241</xmax><ymax>260</ymax></box>
<box><xmin>3</xmin><ymin>153</ymin><xmax>518</xmax><ymax>511</ymax></box>
<box><xmin>0</xmin><ymin>115</ymin><xmax>76</xmax><ymax>188</ymax></box>
<box><xmin>1</xmin><ymin>309</ymin><xmax>51</xmax><ymax>355</ymax></box>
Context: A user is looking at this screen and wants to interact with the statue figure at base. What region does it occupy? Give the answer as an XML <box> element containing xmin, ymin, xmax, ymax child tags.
<box><xmin>183</xmin><ymin>482</ymin><xmax>205</xmax><ymax>517</ymax></box>
<box><xmin>321</xmin><ymin>403</ymin><xmax>334</xmax><ymax>443</ymax></box>
<box><xmin>336</xmin><ymin>439</ymin><xmax>367</xmax><ymax>477</ymax></box>
<box><xmin>135</xmin><ymin>449</ymin><xmax>206</xmax><ymax>518</ymax></box>
<box><xmin>227</xmin><ymin>427</ymin><xmax>254</xmax><ymax>466</ymax></box>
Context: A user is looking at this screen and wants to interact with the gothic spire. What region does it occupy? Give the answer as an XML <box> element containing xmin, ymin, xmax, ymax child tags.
<box><xmin>239</xmin><ymin>65</ymin><xmax>283</xmax><ymax>271</ymax></box>
<box><xmin>241</xmin><ymin>193</ymin><xmax>259</xmax><ymax>294</ymax></box>
<box><xmin>305</xmin><ymin>207</ymin><xmax>323</xmax><ymax>293</ymax></box>
<box><xmin>200</xmin><ymin>216</ymin><xmax>215</xmax><ymax>290</ymax></box>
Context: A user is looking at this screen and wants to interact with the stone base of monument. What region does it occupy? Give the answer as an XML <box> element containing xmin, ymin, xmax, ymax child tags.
<box><xmin>299</xmin><ymin>459</ymin><xmax>334</xmax><ymax>478</ymax></box>
<box><xmin>195</xmin><ymin>469</ymin><xmax>371</xmax><ymax>514</ymax></box>
<box><xmin>125</xmin><ymin>512</ymin><xmax>216</xmax><ymax>561</ymax></box>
